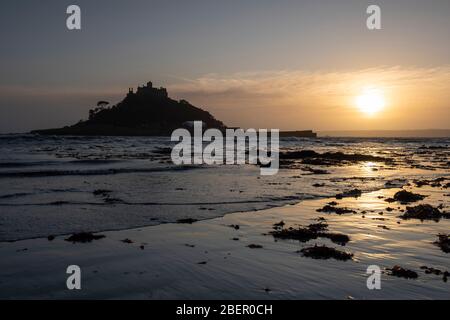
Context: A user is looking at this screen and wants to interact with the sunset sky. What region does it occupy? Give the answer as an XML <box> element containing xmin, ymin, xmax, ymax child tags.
<box><xmin>0</xmin><ymin>0</ymin><xmax>449</xmax><ymax>133</ymax></box>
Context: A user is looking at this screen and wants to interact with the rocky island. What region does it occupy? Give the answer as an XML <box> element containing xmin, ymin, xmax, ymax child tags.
<box><xmin>32</xmin><ymin>82</ymin><xmax>226</xmax><ymax>136</ymax></box>
<box><xmin>32</xmin><ymin>81</ymin><xmax>316</xmax><ymax>137</ymax></box>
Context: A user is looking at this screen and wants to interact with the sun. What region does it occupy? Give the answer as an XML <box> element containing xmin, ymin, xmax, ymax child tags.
<box><xmin>355</xmin><ymin>87</ymin><xmax>385</xmax><ymax>116</ymax></box>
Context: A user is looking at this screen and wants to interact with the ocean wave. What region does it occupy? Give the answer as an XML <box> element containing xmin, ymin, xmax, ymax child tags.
<box><xmin>0</xmin><ymin>165</ymin><xmax>202</xmax><ymax>178</ymax></box>
<box><xmin>0</xmin><ymin>194</ymin><xmax>313</xmax><ymax>207</ymax></box>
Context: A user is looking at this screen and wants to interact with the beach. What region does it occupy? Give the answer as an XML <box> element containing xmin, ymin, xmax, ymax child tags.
<box><xmin>0</xmin><ymin>135</ymin><xmax>449</xmax><ymax>299</ymax></box>
<box><xmin>1</xmin><ymin>185</ymin><xmax>449</xmax><ymax>299</ymax></box>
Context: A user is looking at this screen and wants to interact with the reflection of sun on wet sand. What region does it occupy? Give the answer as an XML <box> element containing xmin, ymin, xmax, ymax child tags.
<box><xmin>1</xmin><ymin>181</ymin><xmax>449</xmax><ymax>299</ymax></box>
<box><xmin>0</xmin><ymin>134</ymin><xmax>448</xmax><ymax>299</ymax></box>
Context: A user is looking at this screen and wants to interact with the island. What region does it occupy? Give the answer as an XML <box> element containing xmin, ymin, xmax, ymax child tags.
<box><xmin>32</xmin><ymin>81</ymin><xmax>316</xmax><ymax>137</ymax></box>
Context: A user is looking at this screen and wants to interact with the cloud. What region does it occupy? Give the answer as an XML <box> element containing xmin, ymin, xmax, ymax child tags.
<box><xmin>168</xmin><ymin>66</ymin><xmax>450</xmax><ymax>106</ymax></box>
<box><xmin>166</xmin><ymin>66</ymin><xmax>450</xmax><ymax>130</ymax></box>
<box><xmin>1</xmin><ymin>66</ymin><xmax>449</xmax><ymax>132</ymax></box>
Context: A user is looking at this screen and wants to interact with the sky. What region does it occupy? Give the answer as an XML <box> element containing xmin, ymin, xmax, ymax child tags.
<box><xmin>0</xmin><ymin>0</ymin><xmax>449</xmax><ymax>133</ymax></box>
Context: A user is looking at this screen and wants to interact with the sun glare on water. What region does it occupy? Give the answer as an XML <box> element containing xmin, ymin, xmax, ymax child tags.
<box><xmin>355</xmin><ymin>88</ymin><xmax>385</xmax><ymax>116</ymax></box>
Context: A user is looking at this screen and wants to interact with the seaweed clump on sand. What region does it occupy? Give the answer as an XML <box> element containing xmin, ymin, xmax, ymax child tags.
<box><xmin>279</xmin><ymin>150</ymin><xmax>389</xmax><ymax>165</ymax></box>
<box><xmin>386</xmin><ymin>190</ymin><xmax>427</xmax><ymax>204</ymax></box>
<box><xmin>272</xmin><ymin>221</ymin><xmax>285</xmax><ymax>229</ymax></box>
<box><xmin>399</xmin><ymin>204</ymin><xmax>450</xmax><ymax>221</ymax></box>
<box><xmin>65</xmin><ymin>232</ymin><xmax>105</xmax><ymax>243</ymax></box>
<box><xmin>271</xmin><ymin>226</ymin><xmax>318</xmax><ymax>242</ymax></box>
<box><xmin>299</xmin><ymin>245</ymin><xmax>353</xmax><ymax>261</ymax></box>
<box><xmin>420</xmin><ymin>266</ymin><xmax>450</xmax><ymax>282</ymax></box>
<box><xmin>316</xmin><ymin>204</ymin><xmax>356</xmax><ymax>215</ymax></box>
<box><xmin>386</xmin><ymin>265</ymin><xmax>418</xmax><ymax>279</ymax></box>
<box><xmin>434</xmin><ymin>234</ymin><xmax>450</xmax><ymax>253</ymax></box>
<box><xmin>271</xmin><ymin>222</ymin><xmax>350</xmax><ymax>245</ymax></box>
<box><xmin>177</xmin><ymin>218</ymin><xmax>198</xmax><ymax>224</ymax></box>
<box><xmin>335</xmin><ymin>189</ymin><xmax>362</xmax><ymax>199</ymax></box>
<box><xmin>247</xmin><ymin>244</ymin><xmax>263</xmax><ymax>249</ymax></box>
<box><xmin>413</xmin><ymin>178</ymin><xmax>446</xmax><ymax>188</ymax></box>
<box><xmin>93</xmin><ymin>189</ymin><xmax>112</xmax><ymax>197</ymax></box>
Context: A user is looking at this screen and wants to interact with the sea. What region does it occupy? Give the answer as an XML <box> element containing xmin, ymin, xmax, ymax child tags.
<box><xmin>0</xmin><ymin>134</ymin><xmax>448</xmax><ymax>242</ymax></box>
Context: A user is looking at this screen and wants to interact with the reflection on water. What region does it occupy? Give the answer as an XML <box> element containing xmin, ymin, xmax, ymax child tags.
<box><xmin>0</xmin><ymin>134</ymin><xmax>448</xmax><ymax>241</ymax></box>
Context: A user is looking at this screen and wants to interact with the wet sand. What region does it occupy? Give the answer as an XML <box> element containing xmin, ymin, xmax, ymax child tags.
<box><xmin>1</xmin><ymin>184</ymin><xmax>449</xmax><ymax>299</ymax></box>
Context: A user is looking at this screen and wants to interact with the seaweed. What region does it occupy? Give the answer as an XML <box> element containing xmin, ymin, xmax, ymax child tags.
<box><xmin>434</xmin><ymin>234</ymin><xmax>450</xmax><ymax>253</ymax></box>
<box><xmin>177</xmin><ymin>218</ymin><xmax>198</xmax><ymax>224</ymax></box>
<box><xmin>392</xmin><ymin>190</ymin><xmax>426</xmax><ymax>204</ymax></box>
<box><xmin>400</xmin><ymin>204</ymin><xmax>449</xmax><ymax>221</ymax></box>
<box><xmin>65</xmin><ymin>232</ymin><xmax>105</xmax><ymax>243</ymax></box>
<box><xmin>386</xmin><ymin>265</ymin><xmax>418</xmax><ymax>279</ymax></box>
<box><xmin>299</xmin><ymin>245</ymin><xmax>353</xmax><ymax>261</ymax></box>
<box><xmin>317</xmin><ymin>205</ymin><xmax>356</xmax><ymax>215</ymax></box>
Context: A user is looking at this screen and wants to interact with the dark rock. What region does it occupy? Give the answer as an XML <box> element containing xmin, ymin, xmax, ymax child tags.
<box><xmin>280</xmin><ymin>150</ymin><xmax>389</xmax><ymax>164</ymax></box>
<box><xmin>392</xmin><ymin>190</ymin><xmax>426</xmax><ymax>203</ymax></box>
<box><xmin>414</xmin><ymin>180</ymin><xmax>429</xmax><ymax>187</ymax></box>
<box><xmin>299</xmin><ymin>245</ymin><xmax>353</xmax><ymax>261</ymax></box>
<box><xmin>335</xmin><ymin>189</ymin><xmax>362</xmax><ymax>199</ymax></box>
<box><xmin>301</xmin><ymin>167</ymin><xmax>330</xmax><ymax>175</ymax></box>
<box><xmin>312</xmin><ymin>183</ymin><xmax>325</xmax><ymax>187</ymax></box>
<box><xmin>317</xmin><ymin>205</ymin><xmax>356</xmax><ymax>215</ymax></box>
<box><xmin>121</xmin><ymin>238</ymin><xmax>133</xmax><ymax>244</ymax></box>
<box><xmin>49</xmin><ymin>201</ymin><xmax>70</xmax><ymax>206</ymax></box>
<box><xmin>177</xmin><ymin>218</ymin><xmax>198</xmax><ymax>224</ymax></box>
<box><xmin>413</xmin><ymin>178</ymin><xmax>446</xmax><ymax>188</ymax></box>
<box><xmin>47</xmin><ymin>235</ymin><xmax>55</xmax><ymax>241</ymax></box>
<box><xmin>272</xmin><ymin>221</ymin><xmax>285</xmax><ymax>229</ymax></box>
<box><xmin>321</xmin><ymin>233</ymin><xmax>351</xmax><ymax>246</ymax></box>
<box><xmin>271</xmin><ymin>227</ymin><xmax>318</xmax><ymax>242</ymax></box>
<box><xmin>434</xmin><ymin>234</ymin><xmax>450</xmax><ymax>253</ymax></box>
<box><xmin>307</xmin><ymin>222</ymin><xmax>329</xmax><ymax>233</ymax></box>
<box><xmin>420</xmin><ymin>266</ymin><xmax>442</xmax><ymax>275</ymax></box>
<box><xmin>93</xmin><ymin>189</ymin><xmax>112</xmax><ymax>196</ymax></box>
<box><xmin>271</xmin><ymin>222</ymin><xmax>350</xmax><ymax>245</ymax></box>
<box><xmin>65</xmin><ymin>232</ymin><xmax>105</xmax><ymax>243</ymax></box>
<box><xmin>400</xmin><ymin>204</ymin><xmax>449</xmax><ymax>221</ymax></box>
<box><xmin>386</xmin><ymin>265</ymin><xmax>418</xmax><ymax>279</ymax></box>
<box><xmin>247</xmin><ymin>244</ymin><xmax>263</xmax><ymax>249</ymax></box>
<box><xmin>420</xmin><ymin>266</ymin><xmax>450</xmax><ymax>282</ymax></box>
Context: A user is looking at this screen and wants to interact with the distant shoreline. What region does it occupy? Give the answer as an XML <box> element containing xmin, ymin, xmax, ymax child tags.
<box><xmin>1</xmin><ymin>130</ymin><xmax>449</xmax><ymax>138</ymax></box>
<box><xmin>318</xmin><ymin>129</ymin><xmax>450</xmax><ymax>138</ymax></box>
